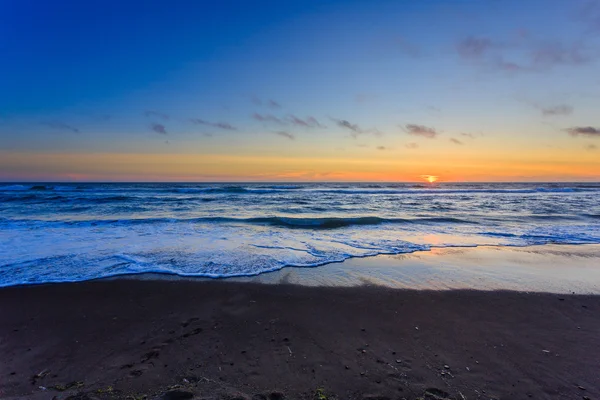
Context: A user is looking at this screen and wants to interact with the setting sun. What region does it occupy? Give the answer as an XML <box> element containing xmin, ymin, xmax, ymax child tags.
<box><xmin>421</xmin><ymin>175</ymin><xmax>439</xmax><ymax>184</ymax></box>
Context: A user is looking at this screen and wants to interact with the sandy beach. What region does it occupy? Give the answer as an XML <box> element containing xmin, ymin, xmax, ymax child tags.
<box><xmin>1</xmin><ymin>276</ymin><xmax>599</xmax><ymax>400</ymax></box>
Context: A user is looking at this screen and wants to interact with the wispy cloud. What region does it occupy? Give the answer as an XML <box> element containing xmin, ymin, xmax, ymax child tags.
<box><xmin>274</xmin><ymin>131</ymin><xmax>295</xmax><ymax>140</ymax></box>
<box><xmin>449</xmin><ymin>138</ymin><xmax>464</xmax><ymax>145</ymax></box>
<box><xmin>42</xmin><ymin>121</ymin><xmax>80</xmax><ymax>133</ymax></box>
<box><xmin>144</xmin><ymin>110</ymin><xmax>169</xmax><ymax>120</ymax></box>
<box><xmin>456</xmin><ymin>34</ymin><xmax>597</xmax><ymax>72</ymax></box>
<box><xmin>251</xmin><ymin>96</ymin><xmax>281</xmax><ymax>109</ymax></box>
<box><xmin>286</xmin><ymin>115</ymin><xmax>325</xmax><ymax>128</ymax></box>
<box><xmin>566</xmin><ymin>126</ymin><xmax>600</xmax><ymax>137</ymax></box>
<box><xmin>267</xmin><ymin>99</ymin><xmax>281</xmax><ymax>109</ymax></box>
<box><xmin>334</xmin><ymin>119</ymin><xmax>362</xmax><ymax>133</ymax></box>
<box><xmin>332</xmin><ymin>118</ymin><xmax>381</xmax><ymax>138</ymax></box>
<box><xmin>531</xmin><ymin>42</ymin><xmax>591</xmax><ymax>68</ymax></box>
<box><xmin>190</xmin><ymin>118</ymin><xmax>236</xmax><ymax>130</ymax></box>
<box><xmin>376</xmin><ymin>146</ymin><xmax>387</xmax><ymax>151</ymax></box>
<box><xmin>585</xmin><ymin>144</ymin><xmax>597</xmax><ymax>151</ymax></box>
<box><xmin>403</xmin><ymin>124</ymin><xmax>438</xmax><ymax>139</ymax></box>
<box><xmin>460</xmin><ymin>132</ymin><xmax>476</xmax><ymax>139</ymax></box>
<box><xmin>540</xmin><ymin>104</ymin><xmax>573</xmax><ymax>116</ymax></box>
<box><xmin>151</xmin><ymin>123</ymin><xmax>167</xmax><ymax>134</ymax></box>
<box><xmin>405</xmin><ymin>142</ymin><xmax>419</xmax><ymax>149</ymax></box>
<box><xmin>253</xmin><ymin>113</ymin><xmax>285</xmax><ymax>125</ymax></box>
<box><xmin>457</xmin><ymin>36</ymin><xmax>494</xmax><ymax>59</ymax></box>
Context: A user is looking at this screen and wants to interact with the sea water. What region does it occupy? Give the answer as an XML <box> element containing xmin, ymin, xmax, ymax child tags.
<box><xmin>1</xmin><ymin>182</ymin><xmax>599</xmax><ymax>287</ymax></box>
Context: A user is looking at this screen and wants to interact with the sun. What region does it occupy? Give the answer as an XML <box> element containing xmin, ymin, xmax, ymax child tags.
<box><xmin>421</xmin><ymin>175</ymin><xmax>439</xmax><ymax>184</ymax></box>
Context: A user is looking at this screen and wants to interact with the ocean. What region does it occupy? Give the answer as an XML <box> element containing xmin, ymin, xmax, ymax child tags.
<box><xmin>1</xmin><ymin>182</ymin><xmax>599</xmax><ymax>287</ymax></box>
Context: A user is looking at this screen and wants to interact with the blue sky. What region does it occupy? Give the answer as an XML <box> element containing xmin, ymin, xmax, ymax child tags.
<box><xmin>0</xmin><ymin>0</ymin><xmax>599</xmax><ymax>181</ymax></box>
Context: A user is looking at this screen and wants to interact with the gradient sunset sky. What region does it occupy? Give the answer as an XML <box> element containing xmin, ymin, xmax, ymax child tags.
<box><xmin>1</xmin><ymin>0</ymin><xmax>599</xmax><ymax>182</ymax></box>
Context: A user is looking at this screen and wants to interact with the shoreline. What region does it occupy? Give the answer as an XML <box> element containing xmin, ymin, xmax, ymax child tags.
<box><xmin>1</xmin><ymin>279</ymin><xmax>599</xmax><ymax>399</ymax></box>
<box><xmin>4</xmin><ymin>243</ymin><xmax>600</xmax><ymax>294</ymax></box>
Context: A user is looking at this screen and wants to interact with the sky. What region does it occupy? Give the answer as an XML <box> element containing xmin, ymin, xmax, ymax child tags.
<box><xmin>1</xmin><ymin>0</ymin><xmax>599</xmax><ymax>182</ymax></box>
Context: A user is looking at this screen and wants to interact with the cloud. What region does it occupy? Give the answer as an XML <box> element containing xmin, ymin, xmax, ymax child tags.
<box><xmin>460</xmin><ymin>132</ymin><xmax>476</xmax><ymax>139</ymax></box>
<box><xmin>286</xmin><ymin>115</ymin><xmax>325</xmax><ymax>128</ymax></box>
<box><xmin>267</xmin><ymin>100</ymin><xmax>281</xmax><ymax>109</ymax></box>
<box><xmin>333</xmin><ymin>118</ymin><xmax>363</xmax><ymax>139</ymax></box>
<box><xmin>253</xmin><ymin>113</ymin><xmax>285</xmax><ymax>125</ymax></box>
<box><xmin>449</xmin><ymin>138</ymin><xmax>464</xmax><ymax>145</ymax></box>
<box><xmin>456</xmin><ymin>34</ymin><xmax>597</xmax><ymax>73</ymax></box>
<box><xmin>42</xmin><ymin>121</ymin><xmax>80</xmax><ymax>133</ymax></box>
<box><xmin>540</xmin><ymin>105</ymin><xmax>573</xmax><ymax>116</ymax></box>
<box><xmin>332</xmin><ymin>118</ymin><xmax>381</xmax><ymax>138</ymax></box>
<box><xmin>566</xmin><ymin>126</ymin><xmax>600</xmax><ymax>137</ymax></box>
<box><xmin>144</xmin><ymin>110</ymin><xmax>169</xmax><ymax>120</ymax></box>
<box><xmin>457</xmin><ymin>36</ymin><xmax>494</xmax><ymax>59</ymax></box>
<box><xmin>334</xmin><ymin>119</ymin><xmax>361</xmax><ymax>133</ymax></box>
<box><xmin>251</xmin><ymin>96</ymin><xmax>281</xmax><ymax>109</ymax></box>
<box><xmin>151</xmin><ymin>123</ymin><xmax>167</xmax><ymax>134</ymax></box>
<box><xmin>190</xmin><ymin>118</ymin><xmax>236</xmax><ymax>130</ymax></box>
<box><xmin>405</xmin><ymin>142</ymin><xmax>419</xmax><ymax>149</ymax></box>
<box><xmin>585</xmin><ymin>144</ymin><xmax>597</xmax><ymax>151</ymax></box>
<box><xmin>274</xmin><ymin>131</ymin><xmax>295</xmax><ymax>140</ymax></box>
<box><xmin>403</xmin><ymin>124</ymin><xmax>438</xmax><ymax>139</ymax></box>
<box><xmin>426</xmin><ymin>105</ymin><xmax>441</xmax><ymax>114</ymax></box>
<box><xmin>531</xmin><ymin>42</ymin><xmax>591</xmax><ymax>68</ymax></box>
<box><xmin>376</xmin><ymin>146</ymin><xmax>386</xmax><ymax>151</ymax></box>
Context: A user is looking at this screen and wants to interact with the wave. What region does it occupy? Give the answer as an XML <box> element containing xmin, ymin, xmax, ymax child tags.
<box><xmin>0</xmin><ymin>184</ymin><xmax>31</xmax><ymax>191</ymax></box>
<box><xmin>0</xmin><ymin>184</ymin><xmax>78</xmax><ymax>191</ymax></box>
<box><xmin>0</xmin><ymin>215</ymin><xmax>478</xmax><ymax>229</ymax></box>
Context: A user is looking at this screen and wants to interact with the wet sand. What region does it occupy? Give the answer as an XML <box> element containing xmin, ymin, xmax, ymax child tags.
<box><xmin>1</xmin><ymin>279</ymin><xmax>599</xmax><ymax>400</ymax></box>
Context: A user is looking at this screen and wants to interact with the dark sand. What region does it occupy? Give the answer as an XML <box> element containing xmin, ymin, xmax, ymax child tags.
<box><xmin>1</xmin><ymin>280</ymin><xmax>598</xmax><ymax>400</ymax></box>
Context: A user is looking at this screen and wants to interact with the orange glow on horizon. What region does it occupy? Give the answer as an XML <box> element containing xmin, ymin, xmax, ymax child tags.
<box><xmin>0</xmin><ymin>151</ymin><xmax>599</xmax><ymax>182</ymax></box>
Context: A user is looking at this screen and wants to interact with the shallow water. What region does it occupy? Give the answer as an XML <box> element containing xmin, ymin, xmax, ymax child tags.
<box><xmin>1</xmin><ymin>182</ymin><xmax>599</xmax><ymax>287</ymax></box>
<box><xmin>224</xmin><ymin>244</ymin><xmax>600</xmax><ymax>294</ymax></box>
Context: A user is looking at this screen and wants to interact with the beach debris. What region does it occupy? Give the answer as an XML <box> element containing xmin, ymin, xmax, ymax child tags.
<box><xmin>396</xmin><ymin>359</ymin><xmax>402</xmax><ymax>363</ymax></box>
<box><xmin>415</xmin><ymin>326</ymin><xmax>419</xmax><ymax>330</ymax></box>
<box><xmin>578</xmin><ymin>386</ymin><xmax>586</xmax><ymax>390</ymax></box>
<box><xmin>542</xmin><ymin>350</ymin><xmax>550</xmax><ymax>353</ymax></box>
<box><xmin>466</xmin><ymin>367</ymin><xmax>470</xmax><ymax>371</ymax></box>
<box><xmin>314</xmin><ymin>388</ymin><xmax>329</xmax><ymax>400</ymax></box>
<box><xmin>444</xmin><ymin>365</ymin><xmax>450</xmax><ymax>369</ymax></box>
<box><xmin>287</xmin><ymin>346</ymin><xmax>293</xmax><ymax>356</ymax></box>
<box><xmin>39</xmin><ymin>386</ymin><xmax>47</xmax><ymax>391</ymax></box>
<box><xmin>96</xmin><ymin>386</ymin><xmax>114</xmax><ymax>394</ymax></box>
<box><xmin>50</xmin><ymin>381</ymin><xmax>84</xmax><ymax>391</ymax></box>
<box><xmin>32</xmin><ymin>368</ymin><xmax>50</xmax><ymax>383</ymax></box>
